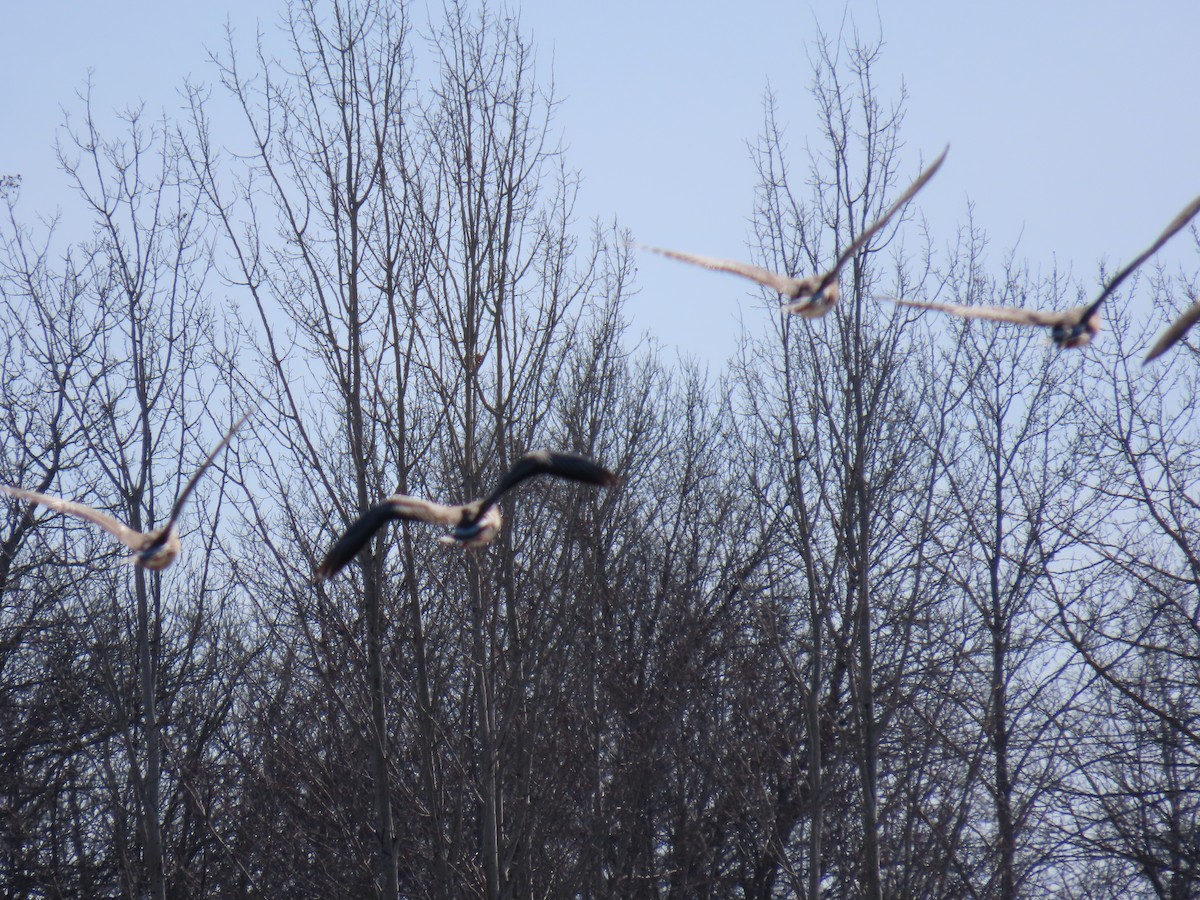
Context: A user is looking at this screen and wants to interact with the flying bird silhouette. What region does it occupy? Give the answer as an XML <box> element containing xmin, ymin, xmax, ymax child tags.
<box><xmin>1</xmin><ymin>409</ymin><xmax>253</xmax><ymax>570</ymax></box>
<box><xmin>640</xmin><ymin>146</ymin><xmax>947</xmax><ymax>317</ymax></box>
<box><xmin>887</xmin><ymin>193</ymin><xmax>1200</xmax><ymax>350</ymax></box>
<box><xmin>317</xmin><ymin>450</ymin><xmax>618</xmax><ymax>579</ymax></box>
<box><xmin>1144</xmin><ymin>298</ymin><xmax>1200</xmax><ymax>364</ymax></box>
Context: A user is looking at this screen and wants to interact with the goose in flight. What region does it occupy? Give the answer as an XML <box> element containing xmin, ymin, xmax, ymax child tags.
<box><xmin>1144</xmin><ymin>298</ymin><xmax>1200</xmax><ymax>363</ymax></box>
<box><xmin>317</xmin><ymin>451</ymin><xmax>617</xmax><ymax>579</ymax></box>
<box><xmin>640</xmin><ymin>146</ymin><xmax>947</xmax><ymax>317</ymax></box>
<box><xmin>887</xmin><ymin>193</ymin><xmax>1200</xmax><ymax>349</ymax></box>
<box><xmin>1</xmin><ymin>409</ymin><xmax>253</xmax><ymax>570</ymax></box>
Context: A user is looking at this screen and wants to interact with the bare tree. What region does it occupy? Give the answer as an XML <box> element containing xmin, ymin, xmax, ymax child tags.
<box><xmin>0</xmin><ymin>178</ymin><xmax>108</xmax><ymax>897</ymax></box>
<box><xmin>12</xmin><ymin>3</ymin><xmax>1200</xmax><ymax>896</ymax></box>
<box><xmin>0</xmin><ymin>87</ymin><xmax>249</xmax><ymax>895</ymax></box>
<box><xmin>188</xmin><ymin>0</ymin><xmax>625</xmax><ymax>894</ymax></box>
<box><xmin>731</xmin><ymin>30</ymin><xmax>974</xmax><ymax>896</ymax></box>
<box><xmin>187</xmin><ymin>0</ymin><xmax>422</xmax><ymax>893</ymax></box>
<box><xmin>1052</xmin><ymin>259</ymin><xmax>1200</xmax><ymax>897</ymax></box>
<box><xmin>900</xmin><ymin>218</ymin><xmax>1101</xmax><ymax>897</ymax></box>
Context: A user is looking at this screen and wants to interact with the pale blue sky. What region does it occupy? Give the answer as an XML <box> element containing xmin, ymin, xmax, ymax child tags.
<box><xmin>4</xmin><ymin>1</ymin><xmax>1199</xmax><ymax>361</ymax></box>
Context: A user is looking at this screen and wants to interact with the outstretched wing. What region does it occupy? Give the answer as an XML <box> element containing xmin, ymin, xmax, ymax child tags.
<box><xmin>0</xmin><ymin>485</ymin><xmax>145</xmax><ymax>550</ymax></box>
<box><xmin>821</xmin><ymin>146</ymin><xmax>949</xmax><ymax>291</ymax></box>
<box><xmin>639</xmin><ymin>243</ymin><xmax>808</xmax><ymax>298</ymax></box>
<box><xmin>1144</xmin><ymin>300</ymin><xmax>1200</xmax><ymax>364</ymax></box>
<box><xmin>164</xmin><ymin>407</ymin><xmax>256</xmax><ymax>535</ymax></box>
<box><xmin>474</xmin><ymin>451</ymin><xmax>618</xmax><ymax>523</ymax></box>
<box><xmin>1085</xmin><ymin>194</ymin><xmax>1200</xmax><ymax>320</ymax></box>
<box><xmin>886</xmin><ymin>295</ymin><xmax>1070</xmax><ymax>328</ymax></box>
<box><xmin>316</xmin><ymin>495</ymin><xmax>462</xmax><ymax>579</ymax></box>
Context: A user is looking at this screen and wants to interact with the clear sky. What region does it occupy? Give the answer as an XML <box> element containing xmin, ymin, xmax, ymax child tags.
<box><xmin>4</xmin><ymin>1</ymin><xmax>1199</xmax><ymax>362</ymax></box>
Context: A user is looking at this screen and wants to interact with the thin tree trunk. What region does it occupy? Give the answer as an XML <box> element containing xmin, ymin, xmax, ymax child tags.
<box><xmin>807</xmin><ymin>601</ymin><xmax>823</xmax><ymax>900</ymax></box>
<box><xmin>851</xmin><ymin>270</ymin><xmax>882</xmax><ymax>900</ymax></box>
<box><xmin>349</xmin><ymin>239</ymin><xmax>400</xmax><ymax>898</ymax></box>
<box><xmin>135</xmin><ymin>564</ymin><xmax>165</xmax><ymax>900</ymax></box>
<box><xmin>404</xmin><ymin>540</ymin><xmax>450</xmax><ymax>885</ymax></box>
<box><xmin>782</xmin><ymin>328</ymin><xmax>825</xmax><ymax>900</ymax></box>
<box><xmin>131</xmin><ymin>292</ymin><xmax>165</xmax><ymax>900</ymax></box>
<box><xmin>853</xmin><ymin>472</ymin><xmax>882</xmax><ymax>900</ymax></box>
<box><xmin>470</xmin><ymin>555</ymin><xmax>500</xmax><ymax>899</ymax></box>
<box><xmin>991</xmin><ymin>418</ymin><xmax>1016</xmax><ymax>900</ymax></box>
<box><xmin>462</xmin><ymin>238</ymin><xmax>500</xmax><ymax>897</ymax></box>
<box><xmin>365</xmin><ymin>562</ymin><xmax>400</xmax><ymax>900</ymax></box>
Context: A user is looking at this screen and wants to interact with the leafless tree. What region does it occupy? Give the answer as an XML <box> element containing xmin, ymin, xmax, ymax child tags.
<box><xmin>0</xmin><ymin>90</ymin><xmax>250</xmax><ymax>895</ymax></box>
<box><xmin>8</xmin><ymin>4</ymin><xmax>1200</xmax><ymax>896</ymax></box>
<box><xmin>730</xmin><ymin>30</ymin><xmax>979</xmax><ymax>896</ymax></box>
<box><xmin>1051</xmin><ymin>259</ymin><xmax>1200</xmax><ymax>897</ymax></box>
<box><xmin>187</xmin><ymin>0</ymin><xmax>423</xmax><ymax>893</ymax></box>
<box><xmin>898</xmin><ymin>217</ymin><xmax>1104</xmax><ymax>897</ymax></box>
<box><xmin>187</xmin><ymin>0</ymin><xmax>633</xmax><ymax>894</ymax></box>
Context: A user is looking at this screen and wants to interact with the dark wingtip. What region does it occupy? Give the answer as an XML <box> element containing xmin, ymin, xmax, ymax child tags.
<box><xmin>314</xmin><ymin>553</ymin><xmax>342</xmax><ymax>581</ymax></box>
<box><xmin>316</xmin><ymin>533</ymin><xmax>364</xmax><ymax>581</ymax></box>
<box><xmin>315</xmin><ymin>503</ymin><xmax>399</xmax><ymax>581</ymax></box>
<box><xmin>559</xmin><ymin>453</ymin><xmax>619</xmax><ymax>488</ymax></box>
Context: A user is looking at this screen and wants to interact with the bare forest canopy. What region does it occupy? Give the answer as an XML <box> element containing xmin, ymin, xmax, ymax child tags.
<box><xmin>2</xmin><ymin>2</ymin><xmax>1199</xmax><ymax>898</ymax></box>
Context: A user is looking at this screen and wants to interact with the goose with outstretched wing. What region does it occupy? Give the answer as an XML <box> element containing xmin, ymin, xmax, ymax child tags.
<box><xmin>317</xmin><ymin>451</ymin><xmax>617</xmax><ymax>579</ymax></box>
<box><xmin>888</xmin><ymin>194</ymin><xmax>1200</xmax><ymax>350</ymax></box>
<box><xmin>1</xmin><ymin>409</ymin><xmax>253</xmax><ymax>570</ymax></box>
<box><xmin>641</xmin><ymin>146</ymin><xmax>948</xmax><ymax>317</ymax></box>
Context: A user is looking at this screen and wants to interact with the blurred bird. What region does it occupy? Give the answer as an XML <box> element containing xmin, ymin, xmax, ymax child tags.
<box><xmin>317</xmin><ymin>450</ymin><xmax>618</xmax><ymax>579</ymax></box>
<box><xmin>0</xmin><ymin>409</ymin><xmax>253</xmax><ymax>570</ymax></box>
<box><xmin>640</xmin><ymin>146</ymin><xmax>947</xmax><ymax>317</ymax></box>
<box><xmin>1144</xmin><ymin>299</ymin><xmax>1200</xmax><ymax>364</ymax></box>
<box><xmin>887</xmin><ymin>194</ymin><xmax>1200</xmax><ymax>350</ymax></box>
